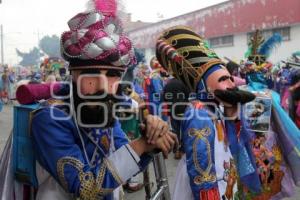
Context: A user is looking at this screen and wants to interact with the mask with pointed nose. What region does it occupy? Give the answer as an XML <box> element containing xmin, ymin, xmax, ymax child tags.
<box><xmin>203</xmin><ymin>65</ymin><xmax>256</xmax><ymax>106</ymax></box>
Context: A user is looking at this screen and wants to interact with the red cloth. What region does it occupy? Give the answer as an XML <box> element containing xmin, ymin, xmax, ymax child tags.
<box><xmin>235</xmin><ymin>120</ymin><xmax>241</xmax><ymax>138</ymax></box>
<box><xmin>296</xmin><ymin>117</ymin><xmax>300</xmax><ymax>129</ymax></box>
<box><xmin>199</xmin><ymin>187</ymin><xmax>220</xmax><ymax>200</ymax></box>
<box><xmin>16</xmin><ymin>83</ymin><xmax>61</xmax><ymax>105</ymax></box>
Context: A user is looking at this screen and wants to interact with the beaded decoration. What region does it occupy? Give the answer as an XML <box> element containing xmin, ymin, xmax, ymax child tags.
<box><xmin>61</xmin><ymin>0</ymin><xmax>135</xmax><ymax>69</ymax></box>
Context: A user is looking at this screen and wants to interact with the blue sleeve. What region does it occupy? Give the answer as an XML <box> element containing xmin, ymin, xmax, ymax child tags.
<box><xmin>134</xmin><ymin>83</ymin><xmax>145</xmax><ymax>96</ymax></box>
<box><xmin>149</xmin><ymin>79</ymin><xmax>163</xmax><ymax>116</ymax></box>
<box><xmin>31</xmin><ymin>107</ymin><xmax>139</xmax><ymax>199</ymax></box>
<box><xmin>152</xmin><ymin>79</ymin><xmax>163</xmax><ymax>94</ymax></box>
<box><xmin>181</xmin><ymin>107</ymin><xmax>218</xmax><ymax>199</ymax></box>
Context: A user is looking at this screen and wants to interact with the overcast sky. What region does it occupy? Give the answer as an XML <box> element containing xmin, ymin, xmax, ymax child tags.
<box><xmin>0</xmin><ymin>0</ymin><xmax>226</xmax><ymax>65</ymax></box>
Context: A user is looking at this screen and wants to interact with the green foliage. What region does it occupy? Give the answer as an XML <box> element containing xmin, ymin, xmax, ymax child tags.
<box><xmin>15</xmin><ymin>34</ymin><xmax>61</xmax><ymax>66</ymax></box>
<box><xmin>16</xmin><ymin>47</ymin><xmax>43</xmax><ymax>66</ymax></box>
<box><xmin>39</xmin><ymin>35</ymin><xmax>60</xmax><ymax>57</ymax></box>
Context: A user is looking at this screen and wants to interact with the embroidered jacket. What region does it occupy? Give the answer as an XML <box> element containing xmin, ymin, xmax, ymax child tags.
<box><xmin>31</xmin><ymin>106</ymin><xmax>151</xmax><ymax>200</ymax></box>
<box><xmin>180</xmin><ymin>102</ymin><xmax>261</xmax><ymax>200</ymax></box>
<box><xmin>181</xmin><ymin>104</ymin><xmax>219</xmax><ymax>200</ymax></box>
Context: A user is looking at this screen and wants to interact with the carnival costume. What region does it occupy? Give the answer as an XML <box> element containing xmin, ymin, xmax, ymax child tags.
<box><xmin>238</xmin><ymin>30</ymin><xmax>300</xmax><ymax>199</ymax></box>
<box><xmin>143</xmin><ymin>57</ymin><xmax>168</xmax><ymax>119</ymax></box>
<box><xmin>0</xmin><ymin>1</ymin><xmax>156</xmax><ymax>200</ymax></box>
<box><xmin>275</xmin><ymin>53</ymin><xmax>300</xmax><ymax>128</ymax></box>
<box><xmin>289</xmin><ymin>68</ymin><xmax>300</xmax><ymax>128</ymax></box>
<box><xmin>156</xmin><ymin>26</ymin><xmax>261</xmax><ymax>200</ymax></box>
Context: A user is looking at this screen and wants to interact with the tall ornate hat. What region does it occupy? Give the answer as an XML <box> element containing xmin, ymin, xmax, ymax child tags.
<box><xmin>155</xmin><ymin>26</ymin><xmax>223</xmax><ymax>92</ymax></box>
<box><xmin>61</xmin><ymin>0</ymin><xmax>135</xmax><ymax>71</ymax></box>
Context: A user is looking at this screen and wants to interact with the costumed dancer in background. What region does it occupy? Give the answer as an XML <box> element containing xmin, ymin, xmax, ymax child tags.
<box><xmin>225</xmin><ymin>59</ymin><xmax>246</xmax><ymax>87</ymax></box>
<box><xmin>132</xmin><ymin>58</ymin><xmax>150</xmax><ymax>104</ymax></box>
<box><xmin>275</xmin><ymin>52</ymin><xmax>300</xmax><ymax>116</ymax></box>
<box><xmin>162</xmin><ymin>78</ymin><xmax>190</xmax><ymax>160</ymax></box>
<box><xmin>118</xmin><ymin>49</ymin><xmax>147</xmax><ymax>141</ymax></box>
<box><xmin>42</xmin><ymin>57</ymin><xmax>69</xmax><ymax>82</ymax></box>
<box><xmin>289</xmin><ymin>68</ymin><xmax>300</xmax><ymax>129</ymax></box>
<box><xmin>156</xmin><ymin>26</ymin><xmax>261</xmax><ymax>200</ymax></box>
<box><xmin>0</xmin><ymin>68</ymin><xmax>10</xmax><ymax>103</ymax></box>
<box><xmin>277</xmin><ymin>64</ymin><xmax>292</xmax><ymax>111</ymax></box>
<box><xmin>126</xmin><ymin>48</ymin><xmax>148</xmax><ymax>106</ymax></box>
<box><xmin>144</xmin><ymin>56</ymin><xmax>169</xmax><ymax>121</ymax></box>
<box><xmin>276</xmin><ymin>62</ymin><xmax>297</xmax><ymax>112</ymax></box>
<box><xmin>239</xmin><ymin>30</ymin><xmax>300</xmax><ymax>199</ymax></box>
<box><xmin>0</xmin><ymin>1</ymin><xmax>178</xmax><ymax>200</ymax></box>
<box><xmin>117</xmin><ymin>49</ymin><xmax>146</xmax><ymax>193</ymax></box>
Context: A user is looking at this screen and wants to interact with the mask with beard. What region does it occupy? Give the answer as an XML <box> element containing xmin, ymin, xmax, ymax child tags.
<box><xmin>214</xmin><ymin>87</ymin><xmax>256</xmax><ymax>105</ymax></box>
<box><xmin>72</xmin><ymin>83</ymin><xmax>122</xmax><ymax>128</ymax></box>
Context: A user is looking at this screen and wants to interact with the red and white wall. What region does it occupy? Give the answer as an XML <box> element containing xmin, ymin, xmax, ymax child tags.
<box><xmin>128</xmin><ymin>0</ymin><xmax>300</xmax><ymax>64</ymax></box>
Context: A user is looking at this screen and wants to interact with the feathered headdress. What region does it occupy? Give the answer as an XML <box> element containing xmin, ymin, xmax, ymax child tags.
<box><xmin>245</xmin><ymin>30</ymin><xmax>282</xmax><ymax>66</ymax></box>
<box><xmin>258</xmin><ymin>33</ymin><xmax>282</xmax><ymax>58</ymax></box>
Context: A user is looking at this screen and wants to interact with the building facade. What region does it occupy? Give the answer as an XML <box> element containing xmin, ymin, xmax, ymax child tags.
<box><xmin>127</xmin><ymin>0</ymin><xmax>300</xmax><ymax>64</ymax></box>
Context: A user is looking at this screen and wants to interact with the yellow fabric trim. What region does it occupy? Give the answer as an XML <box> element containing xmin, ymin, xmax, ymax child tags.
<box><xmin>57</xmin><ymin>156</ymin><xmax>121</xmax><ymax>200</ymax></box>
<box><xmin>194</xmin><ymin>59</ymin><xmax>223</xmax><ymax>79</ymax></box>
<box><xmin>165</xmin><ymin>34</ymin><xmax>203</xmax><ymax>45</ymax></box>
<box><xmin>188</xmin><ymin>128</ymin><xmax>217</xmax><ymax>185</ymax></box>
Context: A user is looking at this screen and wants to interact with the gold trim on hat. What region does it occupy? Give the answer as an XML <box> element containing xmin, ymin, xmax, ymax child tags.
<box><xmin>179</xmin><ymin>58</ymin><xmax>223</xmax><ymax>91</ymax></box>
<box><xmin>194</xmin><ymin>59</ymin><xmax>223</xmax><ymax>79</ymax></box>
<box><xmin>177</xmin><ymin>46</ymin><xmax>217</xmax><ymax>58</ymax></box>
<box><xmin>158</xmin><ymin>26</ymin><xmax>199</xmax><ymax>43</ymax></box>
<box><xmin>166</xmin><ymin>34</ymin><xmax>203</xmax><ymax>45</ymax></box>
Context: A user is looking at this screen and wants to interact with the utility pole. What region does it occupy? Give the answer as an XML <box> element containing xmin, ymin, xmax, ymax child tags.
<box><xmin>37</xmin><ymin>29</ymin><xmax>42</xmax><ymax>64</ymax></box>
<box><xmin>1</xmin><ymin>24</ymin><xmax>4</xmax><ymax>66</ymax></box>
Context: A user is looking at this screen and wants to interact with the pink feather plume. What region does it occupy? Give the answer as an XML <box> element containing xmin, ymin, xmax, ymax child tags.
<box><xmin>94</xmin><ymin>0</ymin><xmax>117</xmax><ymax>16</ymax></box>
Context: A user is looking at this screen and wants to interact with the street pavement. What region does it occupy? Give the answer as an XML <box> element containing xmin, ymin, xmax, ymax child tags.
<box><xmin>0</xmin><ymin>103</ymin><xmax>299</xmax><ymax>200</ymax></box>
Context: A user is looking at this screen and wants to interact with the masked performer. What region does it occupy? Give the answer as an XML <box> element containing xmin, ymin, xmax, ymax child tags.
<box><xmin>162</xmin><ymin>78</ymin><xmax>190</xmax><ymax>159</ymax></box>
<box><xmin>0</xmin><ymin>1</ymin><xmax>178</xmax><ymax>200</ymax></box>
<box><xmin>117</xmin><ymin>50</ymin><xmax>146</xmax><ymax>192</ymax></box>
<box><xmin>239</xmin><ymin>30</ymin><xmax>300</xmax><ymax>199</ymax></box>
<box><xmin>225</xmin><ymin>60</ymin><xmax>246</xmax><ymax>87</ymax></box>
<box><xmin>143</xmin><ymin>57</ymin><xmax>169</xmax><ymax>120</ymax></box>
<box><xmin>155</xmin><ymin>26</ymin><xmax>263</xmax><ymax>200</ymax></box>
<box><xmin>289</xmin><ymin>69</ymin><xmax>300</xmax><ymax>128</ymax></box>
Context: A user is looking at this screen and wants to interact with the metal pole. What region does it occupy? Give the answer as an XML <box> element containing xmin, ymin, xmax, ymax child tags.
<box><xmin>143</xmin><ymin>166</ymin><xmax>152</xmax><ymax>200</ymax></box>
<box><xmin>1</xmin><ymin>24</ymin><xmax>4</xmax><ymax>65</ymax></box>
<box><xmin>151</xmin><ymin>152</ymin><xmax>171</xmax><ymax>200</ymax></box>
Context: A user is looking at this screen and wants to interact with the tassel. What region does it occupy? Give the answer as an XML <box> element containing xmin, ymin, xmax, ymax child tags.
<box><xmin>216</xmin><ymin>120</ymin><xmax>224</xmax><ymax>142</ymax></box>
